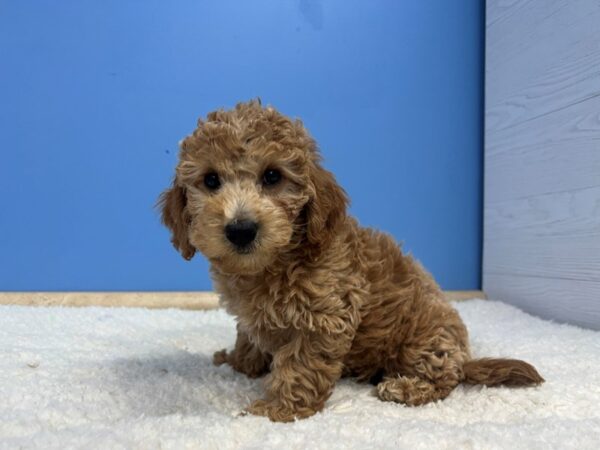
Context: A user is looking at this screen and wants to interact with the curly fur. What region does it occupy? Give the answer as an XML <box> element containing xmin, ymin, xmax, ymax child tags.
<box><xmin>158</xmin><ymin>100</ymin><xmax>544</xmax><ymax>422</ymax></box>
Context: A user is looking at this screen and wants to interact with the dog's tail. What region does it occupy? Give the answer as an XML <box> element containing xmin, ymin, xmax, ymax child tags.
<box><xmin>463</xmin><ymin>358</ymin><xmax>544</xmax><ymax>387</ymax></box>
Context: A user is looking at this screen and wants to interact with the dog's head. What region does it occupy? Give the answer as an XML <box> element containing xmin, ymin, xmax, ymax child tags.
<box><xmin>158</xmin><ymin>100</ymin><xmax>347</xmax><ymax>274</ymax></box>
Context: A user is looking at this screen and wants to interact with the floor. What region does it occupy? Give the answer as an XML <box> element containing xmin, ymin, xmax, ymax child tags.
<box><xmin>1</xmin><ymin>299</ymin><xmax>599</xmax><ymax>449</ymax></box>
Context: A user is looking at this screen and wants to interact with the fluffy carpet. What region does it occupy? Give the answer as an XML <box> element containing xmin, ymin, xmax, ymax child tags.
<box><xmin>2</xmin><ymin>299</ymin><xmax>599</xmax><ymax>449</ymax></box>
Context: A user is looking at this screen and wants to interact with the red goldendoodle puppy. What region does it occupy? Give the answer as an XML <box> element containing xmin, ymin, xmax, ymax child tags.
<box><xmin>159</xmin><ymin>100</ymin><xmax>543</xmax><ymax>422</ymax></box>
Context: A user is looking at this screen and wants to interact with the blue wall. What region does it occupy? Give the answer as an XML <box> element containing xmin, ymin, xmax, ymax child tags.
<box><xmin>0</xmin><ymin>1</ymin><xmax>483</xmax><ymax>291</ymax></box>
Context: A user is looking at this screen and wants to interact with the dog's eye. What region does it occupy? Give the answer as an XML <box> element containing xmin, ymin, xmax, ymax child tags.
<box><xmin>203</xmin><ymin>172</ymin><xmax>221</xmax><ymax>191</ymax></box>
<box><xmin>262</xmin><ymin>168</ymin><xmax>282</xmax><ymax>186</ymax></box>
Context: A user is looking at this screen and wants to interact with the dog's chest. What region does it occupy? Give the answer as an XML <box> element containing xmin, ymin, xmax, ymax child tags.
<box><xmin>217</xmin><ymin>272</ymin><xmax>328</xmax><ymax>347</ymax></box>
<box><xmin>226</xmin><ymin>284</ymin><xmax>308</xmax><ymax>327</ymax></box>
<box><xmin>225</xmin><ymin>292</ymin><xmax>299</xmax><ymax>353</ymax></box>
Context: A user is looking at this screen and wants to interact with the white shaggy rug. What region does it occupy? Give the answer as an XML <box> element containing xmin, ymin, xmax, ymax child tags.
<box><xmin>2</xmin><ymin>299</ymin><xmax>600</xmax><ymax>449</ymax></box>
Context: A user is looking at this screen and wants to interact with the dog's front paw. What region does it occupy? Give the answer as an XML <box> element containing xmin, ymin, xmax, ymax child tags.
<box><xmin>245</xmin><ymin>399</ymin><xmax>317</xmax><ymax>422</ymax></box>
<box><xmin>213</xmin><ymin>349</ymin><xmax>228</xmax><ymax>366</ymax></box>
<box><xmin>245</xmin><ymin>399</ymin><xmax>297</xmax><ymax>422</ymax></box>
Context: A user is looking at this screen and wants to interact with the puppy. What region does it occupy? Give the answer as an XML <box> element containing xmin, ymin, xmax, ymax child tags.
<box><xmin>159</xmin><ymin>100</ymin><xmax>543</xmax><ymax>422</ymax></box>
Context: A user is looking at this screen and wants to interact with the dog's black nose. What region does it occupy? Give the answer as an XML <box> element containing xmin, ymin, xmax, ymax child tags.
<box><xmin>225</xmin><ymin>220</ymin><xmax>258</xmax><ymax>249</ymax></box>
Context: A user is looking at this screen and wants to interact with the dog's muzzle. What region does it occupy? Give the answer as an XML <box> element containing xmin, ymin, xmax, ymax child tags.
<box><xmin>225</xmin><ymin>220</ymin><xmax>258</xmax><ymax>250</ymax></box>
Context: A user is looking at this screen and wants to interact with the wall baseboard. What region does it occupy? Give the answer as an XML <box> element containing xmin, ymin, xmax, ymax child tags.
<box><xmin>0</xmin><ymin>290</ymin><xmax>486</xmax><ymax>310</ymax></box>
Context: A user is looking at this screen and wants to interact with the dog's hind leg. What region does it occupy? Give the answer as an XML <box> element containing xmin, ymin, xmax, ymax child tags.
<box><xmin>375</xmin><ymin>341</ymin><xmax>466</xmax><ymax>406</ymax></box>
<box><xmin>376</xmin><ymin>375</ymin><xmax>455</xmax><ymax>406</ymax></box>
<box><xmin>376</xmin><ymin>299</ymin><xmax>470</xmax><ymax>406</ymax></box>
<box><xmin>375</xmin><ymin>339</ymin><xmax>467</xmax><ymax>406</ymax></box>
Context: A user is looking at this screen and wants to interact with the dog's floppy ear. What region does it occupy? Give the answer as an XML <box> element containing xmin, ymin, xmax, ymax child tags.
<box><xmin>157</xmin><ymin>181</ymin><xmax>196</xmax><ymax>260</ymax></box>
<box><xmin>306</xmin><ymin>160</ymin><xmax>348</xmax><ymax>248</ymax></box>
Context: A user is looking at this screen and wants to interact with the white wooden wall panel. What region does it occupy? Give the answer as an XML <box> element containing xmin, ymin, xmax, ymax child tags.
<box><xmin>486</xmin><ymin>96</ymin><xmax>600</xmax><ymax>202</ymax></box>
<box><xmin>483</xmin><ymin>274</ymin><xmax>600</xmax><ymax>330</ymax></box>
<box><xmin>485</xmin><ymin>186</ymin><xmax>600</xmax><ymax>281</ymax></box>
<box><xmin>484</xmin><ymin>0</ymin><xmax>600</xmax><ymax>329</ymax></box>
